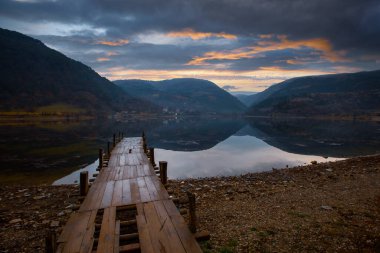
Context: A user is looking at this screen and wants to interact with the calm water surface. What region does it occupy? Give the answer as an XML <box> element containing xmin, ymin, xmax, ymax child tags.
<box><xmin>1</xmin><ymin>117</ymin><xmax>379</xmax><ymax>185</ymax></box>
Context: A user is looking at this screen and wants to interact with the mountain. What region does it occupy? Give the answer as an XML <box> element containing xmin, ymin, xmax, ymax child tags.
<box><xmin>247</xmin><ymin>70</ymin><xmax>380</xmax><ymax>118</ymax></box>
<box><xmin>233</xmin><ymin>93</ymin><xmax>258</xmax><ymax>107</ymax></box>
<box><xmin>115</xmin><ymin>78</ymin><xmax>247</xmax><ymax>114</ymax></box>
<box><xmin>0</xmin><ymin>28</ymin><xmax>157</xmax><ymax>114</ymax></box>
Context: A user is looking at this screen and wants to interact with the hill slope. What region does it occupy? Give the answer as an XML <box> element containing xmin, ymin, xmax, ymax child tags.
<box><xmin>247</xmin><ymin>70</ymin><xmax>380</xmax><ymax>117</ymax></box>
<box><xmin>115</xmin><ymin>78</ymin><xmax>247</xmax><ymax>114</ymax></box>
<box><xmin>0</xmin><ymin>28</ymin><xmax>156</xmax><ymax>114</ymax></box>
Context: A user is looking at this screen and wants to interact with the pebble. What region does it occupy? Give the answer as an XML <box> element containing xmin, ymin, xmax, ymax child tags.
<box><xmin>9</xmin><ymin>218</ymin><xmax>22</xmax><ymax>224</ymax></box>
<box><xmin>50</xmin><ymin>221</ymin><xmax>59</xmax><ymax>227</ymax></box>
<box><xmin>33</xmin><ymin>195</ymin><xmax>45</xmax><ymax>200</ymax></box>
<box><xmin>320</xmin><ymin>205</ymin><xmax>333</xmax><ymax>210</ymax></box>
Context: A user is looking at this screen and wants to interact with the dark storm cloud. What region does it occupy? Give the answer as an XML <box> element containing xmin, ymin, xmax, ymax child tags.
<box><xmin>2</xmin><ymin>0</ymin><xmax>380</xmax><ymax>49</ymax></box>
<box><xmin>1</xmin><ymin>0</ymin><xmax>379</xmax><ymax>90</ymax></box>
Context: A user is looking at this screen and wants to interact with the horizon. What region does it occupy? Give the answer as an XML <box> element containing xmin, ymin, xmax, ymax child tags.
<box><xmin>1</xmin><ymin>0</ymin><xmax>379</xmax><ymax>92</ymax></box>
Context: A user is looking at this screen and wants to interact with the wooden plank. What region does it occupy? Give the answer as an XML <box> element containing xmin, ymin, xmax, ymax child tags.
<box><xmin>136</xmin><ymin>165</ymin><xmax>145</xmax><ymax>177</ymax></box>
<box><xmin>60</xmin><ymin>211</ymin><xmax>92</xmax><ymax>253</ymax></box>
<box><xmin>119</xmin><ymin>243</ymin><xmax>140</xmax><ymax>252</ymax></box>
<box><xmin>80</xmin><ymin>182</ymin><xmax>107</xmax><ymax>212</ymax></box>
<box><xmin>121</xmin><ymin>179</ymin><xmax>132</xmax><ymax>206</ymax></box>
<box><xmin>79</xmin><ymin>210</ymin><xmax>97</xmax><ymax>253</ymax></box>
<box><xmin>152</xmin><ymin>201</ymin><xmax>187</xmax><ymax>253</ymax></box>
<box><xmin>137</xmin><ymin>177</ymin><xmax>151</xmax><ymax>203</ymax></box>
<box><xmin>97</xmin><ymin>207</ymin><xmax>116</xmax><ymax>253</ymax></box>
<box><xmin>151</xmin><ymin>176</ymin><xmax>170</xmax><ymax>199</ymax></box>
<box><xmin>114</xmin><ymin>220</ymin><xmax>120</xmax><ymax>253</ymax></box>
<box><xmin>140</xmin><ymin>203</ymin><xmax>166</xmax><ymax>252</ymax></box>
<box><xmin>119</xmin><ymin>154</ymin><xmax>126</xmax><ymax>166</ymax></box>
<box><xmin>100</xmin><ymin>181</ymin><xmax>115</xmax><ymax>209</ymax></box>
<box><xmin>130</xmin><ymin>178</ymin><xmax>141</xmax><ymax>203</ymax></box>
<box><xmin>112</xmin><ymin>180</ymin><xmax>123</xmax><ymax>207</ymax></box>
<box><xmin>136</xmin><ymin>215</ymin><xmax>155</xmax><ymax>253</ymax></box>
<box><xmin>144</xmin><ymin>176</ymin><xmax>160</xmax><ymax>201</ymax></box>
<box><xmin>162</xmin><ymin>200</ymin><xmax>203</xmax><ymax>253</ymax></box>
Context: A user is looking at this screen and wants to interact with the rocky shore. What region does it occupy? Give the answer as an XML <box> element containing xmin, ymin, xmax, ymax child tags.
<box><xmin>1</xmin><ymin>155</ymin><xmax>379</xmax><ymax>252</ymax></box>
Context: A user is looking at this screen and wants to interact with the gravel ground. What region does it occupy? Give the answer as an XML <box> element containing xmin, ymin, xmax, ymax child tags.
<box><xmin>168</xmin><ymin>155</ymin><xmax>380</xmax><ymax>252</ymax></box>
<box><xmin>0</xmin><ymin>185</ymin><xmax>80</xmax><ymax>253</ymax></box>
<box><xmin>0</xmin><ymin>155</ymin><xmax>379</xmax><ymax>253</ymax></box>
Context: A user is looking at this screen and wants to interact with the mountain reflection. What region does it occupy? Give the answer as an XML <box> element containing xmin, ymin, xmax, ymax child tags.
<box><xmin>245</xmin><ymin>118</ymin><xmax>380</xmax><ymax>157</ymax></box>
<box><xmin>1</xmin><ymin>117</ymin><xmax>380</xmax><ymax>184</ymax></box>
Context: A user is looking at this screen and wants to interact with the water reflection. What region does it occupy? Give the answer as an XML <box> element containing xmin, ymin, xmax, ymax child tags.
<box><xmin>1</xmin><ymin>117</ymin><xmax>379</xmax><ymax>184</ymax></box>
<box><xmin>156</xmin><ymin>135</ymin><xmax>339</xmax><ymax>179</ymax></box>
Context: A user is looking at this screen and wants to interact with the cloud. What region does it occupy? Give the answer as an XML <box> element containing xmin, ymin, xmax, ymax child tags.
<box><xmin>97</xmin><ymin>39</ymin><xmax>129</xmax><ymax>46</ymax></box>
<box><xmin>222</xmin><ymin>85</ymin><xmax>238</xmax><ymax>91</ymax></box>
<box><xmin>96</xmin><ymin>57</ymin><xmax>110</xmax><ymax>62</ymax></box>
<box><xmin>187</xmin><ymin>36</ymin><xmax>348</xmax><ymax>65</ymax></box>
<box><xmin>1</xmin><ymin>0</ymin><xmax>379</xmax><ymax>91</ymax></box>
<box><xmin>167</xmin><ymin>28</ymin><xmax>237</xmax><ymax>40</ymax></box>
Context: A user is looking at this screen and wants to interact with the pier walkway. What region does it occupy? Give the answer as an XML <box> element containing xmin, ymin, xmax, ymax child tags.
<box><xmin>56</xmin><ymin>137</ymin><xmax>202</xmax><ymax>253</ymax></box>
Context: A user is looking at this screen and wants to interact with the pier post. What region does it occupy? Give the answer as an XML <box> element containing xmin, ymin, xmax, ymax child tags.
<box><xmin>107</xmin><ymin>141</ymin><xmax>110</xmax><ymax>157</ymax></box>
<box><xmin>149</xmin><ymin>147</ymin><xmax>155</xmax><ymax>166</ymax></box>
<box><xmin>159</xmin><ymin>161</ymin><xmax>167</xmax><ymax>185</ymax></box>
<box><xmin>187</xmin><ymin>191</ymin><xmax>197</xmax><ymax>233</ymax></box>
<box><xmin>80</xmin><ymin>171</ymin><xmax>89</xmax><ymax>196</ymax></box>
<box><xmin>45</xmin><ymin>230</ymin><xmax>56</xmax><ymax>253</ymax></box>
<box><xmin>142</xmin><ymin>131</ymin><xmax>146</xmax><ymax>146</ymax></box>
<box><xmin>113</xmin><ymin>134</ymin><xmax>116</xmax><ymax>147</ymax></box>
<box><xmin>143</xmin><ymin>143</ymin><xmax>147</xmax><ymax>154</ymax></box>
<box><xmin>98</xmin><ymin>148</ymin><xmax>103</xmax><ymax>170</ymax></box>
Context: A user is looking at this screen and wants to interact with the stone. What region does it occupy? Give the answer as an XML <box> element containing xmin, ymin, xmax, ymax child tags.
<box><xmin>50</xmin><ymin>221</ymin><xmax>59</xmax><ymax>227</ymax></box>
<box><xmin>9</xmin><ymin>218</ymin><xmax>22</xmax><ymax>224</ymax></box>
<box><xmin>320</xmin><ymin>205</ymin><xmax>333</xmax><ymax>210</ymax></box>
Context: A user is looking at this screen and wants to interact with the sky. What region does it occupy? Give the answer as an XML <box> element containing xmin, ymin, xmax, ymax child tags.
<box><xmin>1</xmin><ymin>0</ymin><xmax>380</xmax><ymax>92</ymax></box>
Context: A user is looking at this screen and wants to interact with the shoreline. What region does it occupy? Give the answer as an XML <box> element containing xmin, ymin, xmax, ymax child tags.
<box><xmin>1</xmin><ymin>155</ymin><xmax>379</xmax><ymax>252</ymax></box>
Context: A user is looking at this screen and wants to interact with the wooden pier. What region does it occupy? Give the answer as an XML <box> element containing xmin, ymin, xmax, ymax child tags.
<box><xmin>56</xmin><ymin>136</ymin><xmax>203</xmax><ymax>253</ymax></box>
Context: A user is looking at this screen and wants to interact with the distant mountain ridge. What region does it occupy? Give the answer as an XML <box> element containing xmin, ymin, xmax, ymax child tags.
<box><xmin>115</xmin><ymin>78</ymin><xmax>247</xmax><ymax>114</ymax></box>
<box><xmin>247</xmin><ymin>70</ymin><xmax>380</xmax><ymax>118</ymax></box>
<box><xmin>0</xmin><ymin>28</ymin><xmax>157</xmax><ymax>114</ymax></box>
<box><xmin>233</xmin><ymin>93</ymin><xmax>258</xmax><ymax>106</ymax></box>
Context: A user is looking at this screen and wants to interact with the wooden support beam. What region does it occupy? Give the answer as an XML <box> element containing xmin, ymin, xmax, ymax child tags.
<box><xmin>45</xmin><ymin>230</ymin><xmax>56</xmax><ymax>253</ymax></box>
<box><xmin>107</xmin><ymin>141</ymin><xmax>110</xmax><ymax>157</ymax></box>
<box><xmin>194</xmin><ymin>231</ymin><xmax>211</xmax><ymax>241</ymax></box>
<box><xmin>119</xmin><ymin>243</ymin><xmax>140</xmax><ymax>253</ymax></box>
<box><xmin>149</xmin><ymin>147</ymin><xmax>155</xmax><ymax>166</ymax></box>
<box><xmin>98</xmin><ymin>148</ymin><xmax>103</xmax><ymax>170</ymax></box>
<box><xmin>79</xmin><ymin>171</ymin><xmax>88</xmax><ymax>196</ymax></box>
<box><xmin>143</xmin><ymin>143</ymin><xmax>147</xmax><ymax>154</ymax></box>
<box><xmin>119</xmin><ymin>233</ymin><xmax>139</xmax><ymax>241</ymax></box>
<box><xmin>113</xmin><ymin>134</ymin><xmax>116</xmax><ymax>147</ymax></box>
<box><xmin>187</xmin><ymin>191</ymin><xmax>197</xmax><ymax>233</ymax></box>
<box><xmin>159</xmin><ymin>161</ymin><xmax>168</xmax><ymax>185</ymax></box>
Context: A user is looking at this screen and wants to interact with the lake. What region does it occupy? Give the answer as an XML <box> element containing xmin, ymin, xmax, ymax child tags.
<box><xmin>1</xmin><ymin>117</ymin><xmax>380</xmax><ymax>185</ymax></box>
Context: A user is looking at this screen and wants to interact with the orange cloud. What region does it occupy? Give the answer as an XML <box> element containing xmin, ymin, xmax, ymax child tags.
<box><xmin>187</xmin><ymin>36</ymin><xmax>348</xmax><ymax>65</ymax></box>
<box><xmin>167</xmin><ymin>28</ymin><xmax>237</xmax><ymax>40</ymax></box>
<box><xmin>96</xmin><ymin>57</ymin><xmax>110</xmax><ymax>62</ymax></box>
<box><xmin>97</xmin><ymin>39</ymin><xmax>129</xmax><ymax>46</ymax></box>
